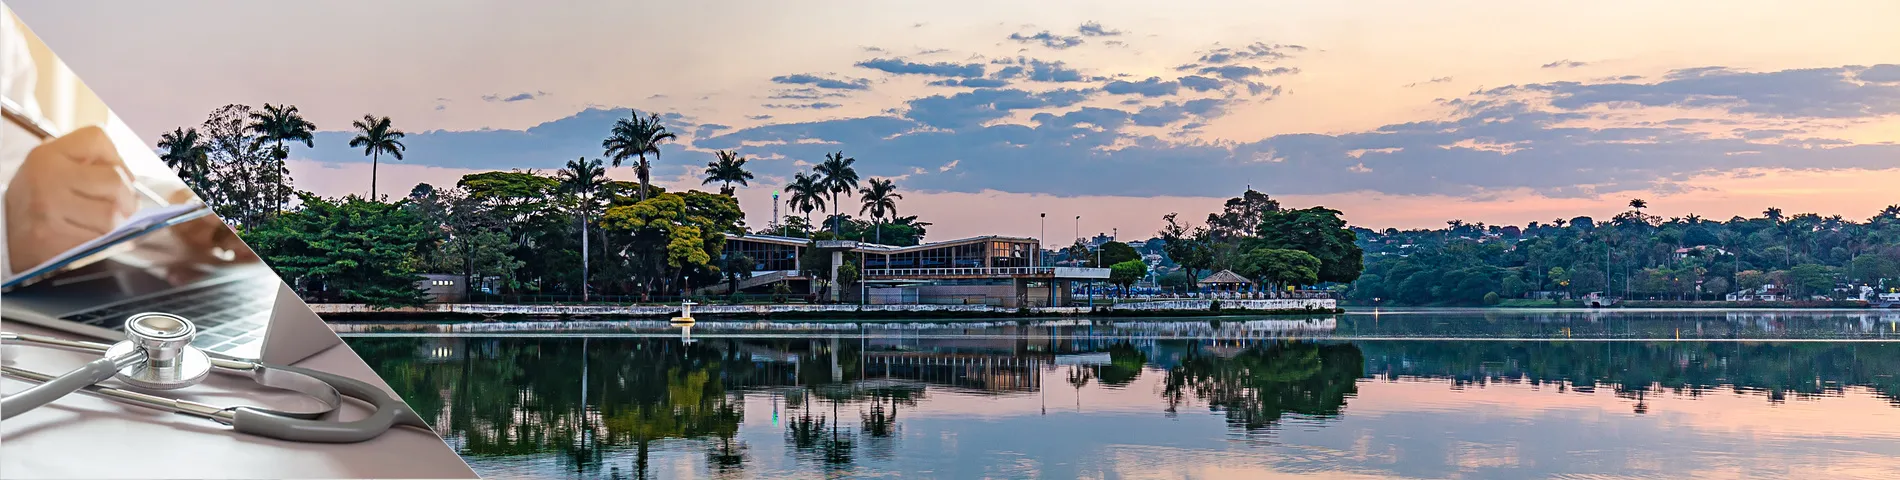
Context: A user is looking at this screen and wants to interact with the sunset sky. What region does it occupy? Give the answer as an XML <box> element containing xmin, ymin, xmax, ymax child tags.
<box><xmin>10</xmin><ymin>0</ymin><xmax>1900</xmax><ymax>240</ymax></box>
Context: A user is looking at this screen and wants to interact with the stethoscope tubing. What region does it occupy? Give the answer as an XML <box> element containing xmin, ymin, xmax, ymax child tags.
<box><xmin>0</xmin><ymin>331</ymin><xmax>429</xmax><ymax>443</ymax></box>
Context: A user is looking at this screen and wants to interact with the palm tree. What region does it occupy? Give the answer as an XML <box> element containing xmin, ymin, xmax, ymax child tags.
<box><xmin>559</xmin><ymin>157</ymin><xmax>608</xmax><ymax>302</ymax></box>
<box><xmin>1628</xmin><ymin>198</ymin><xmax>1647</xmax><ymax>212</ymax></box>
<box><xmin>157</xmin><ymin>127</ymin><xmax>213</xmax><ymax>197</ymax></box>
<box><xmin>785</xmin><ymin>173</ymin><xmax>826</xmax><ymax>236</ymax></box>
<box><xmin>701</xmin><ymin>150</ymin><xmax>754</xmax><ymax>196</ymax></box>
<box><xmin>348</xmin><ymin>114</ymin><xmax>407</xmax><ymax>201</ymax></box>
<box><xmin>858</xmin><ymin>178</ymin><xmax>901</xmax><ymax>244</ymax></box>
<box><xmin>1763</xmin><ymin>207</ymin><xmax>1784</xmax><ymax>224</ymax></box>
<box><xmin>247</xmin><ymin>103</ymin><xmax>316</xmax><ymax>214</ymax></box>
<box><xmin>813</xmin><ymin>151</ymin><xmax>860</xmax><ymax>234</ymax></box>
<box><xmin>601</xmin><ymin>110</ymin><xmax>676</xmax><ymax>202</ymax></box>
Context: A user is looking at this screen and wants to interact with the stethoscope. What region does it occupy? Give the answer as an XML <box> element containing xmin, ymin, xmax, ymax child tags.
<box><xmin>1</xmin><ymin>312</ymin><xmax>430</xmax><ymax>443</ymax></box>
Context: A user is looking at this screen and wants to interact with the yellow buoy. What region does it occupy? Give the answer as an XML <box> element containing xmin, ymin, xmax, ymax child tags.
<box><xmin>670</xmin><ymin>300</ymin><xmax>697</xmax><ymax>325</ymax></box>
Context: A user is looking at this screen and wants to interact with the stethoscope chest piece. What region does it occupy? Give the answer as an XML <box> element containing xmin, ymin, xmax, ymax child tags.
<box><xmin>103</xmin><ymin>312</ymin><xmax>210</xmax><ymax>390</ymax></box>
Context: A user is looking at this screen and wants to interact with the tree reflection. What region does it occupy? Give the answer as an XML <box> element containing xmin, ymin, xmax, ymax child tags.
<box><xmin>1161</xmin><ymin>342</ymin><xmax>1364</xmax><ymax>432</ymax></box>
<box><xmin>344</xmin><ymin>333</ymin><xmax>1900</xmax><ymax>478</ymax></box>
<box><xmin>1356</xmin><ymin>341</ymin><xmax>1900</xmax><ymax>405</ymax></box>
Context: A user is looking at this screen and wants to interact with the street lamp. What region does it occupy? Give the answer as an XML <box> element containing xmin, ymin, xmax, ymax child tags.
<box><xmin>1040</xmin><ymin>213</ymin><xmax>1047</xmax><ymax>267</ymax></box>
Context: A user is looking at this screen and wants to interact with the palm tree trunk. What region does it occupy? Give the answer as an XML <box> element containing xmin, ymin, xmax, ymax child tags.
<box><xmin>581</xmin><ymin>211</ymin><xmax>591</xmax><ymax>303</ymax></box>
<box><xmin>370</xmin><ymin>151</ymin><xmax>380</xmax><ymax>201</ymax></box>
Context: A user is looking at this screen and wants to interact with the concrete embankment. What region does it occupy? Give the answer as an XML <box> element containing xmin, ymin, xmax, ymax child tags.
<box><xmin>312</xmin><ymin>298</ymin><xmax>1340</xmax><ymax>321</ymax></box>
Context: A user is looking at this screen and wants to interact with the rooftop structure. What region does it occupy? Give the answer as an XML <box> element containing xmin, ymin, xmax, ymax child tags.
<box><xmin>722</xmin><ymin>233</ymin><xmax>1110</xmax><ymax>306</ymax></box>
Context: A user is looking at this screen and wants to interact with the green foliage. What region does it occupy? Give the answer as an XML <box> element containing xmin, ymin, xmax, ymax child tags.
<box><xmin>244</xmin><ymin>194</ymin><xmax>432</xmax><ymax>308</ymax></box>
<box><xmin>1095</xmin><ymin>241</ymin><xmax>1141</xmax><ymax>268</ymax></box>
<box><xmin>1251</xmin><ymin>207</ymin><xmax>1363</xmax><ymax>283</ymax></box>
<box><xmin>1482</xmin><ymin>291</ymin><xmax>1501</xmax><ymax>305</ymax></box>
<box><xmin>1239</xmin><ymin>248</ymin><xmax>1321</xmax><ymax>288</ymax></box>
<box><xmin>1109</xmin><ymin>259</ymin><xmax>1148</xmax><ymax>290</ymax></box>
<box><xmin>1352</xmin><ymin>203</ymin><xmax>1900</xmax><ymax>305</ymax></box>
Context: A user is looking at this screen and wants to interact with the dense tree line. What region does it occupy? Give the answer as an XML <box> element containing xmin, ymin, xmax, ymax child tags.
<box><xmin>1152</xmin><ymin>190</ymin><xmax>1364</xmax><ymax>292</ymax></box>
<box><xmin>158</xmin><ymin>104</ymin><xmax>923</xmax><ymax>307</ymax></box>
<box><xmin>1347</xmin><ymin>201</ymin><xmax>1900</xmax><ymax>305</ymax></box>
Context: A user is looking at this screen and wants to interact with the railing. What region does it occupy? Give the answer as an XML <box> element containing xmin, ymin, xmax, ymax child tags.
<box><xmin>864</xmin><ymin>267</ymin><xmax>1054</xmax><ymax>277</ymax></box>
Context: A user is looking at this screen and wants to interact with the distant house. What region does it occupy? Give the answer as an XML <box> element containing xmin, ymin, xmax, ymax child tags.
<box><xmin>1726</xmin><ymin>284</ymin><xmax>1786</xmax><ymax>302</ymax></box>
<box><xmin>418</xmin><ymin>274</ymin><xmax>465</xmax><ymax>303</ymax></box>
<box><xmin>1675</xmin><ymin>245</ymin><xmax>1729</xmax><ymax>259</ymax></box>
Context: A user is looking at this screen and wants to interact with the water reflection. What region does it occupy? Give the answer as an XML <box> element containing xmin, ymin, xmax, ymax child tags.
<box><xmin>346</xmin><ymin>313</ymin><xmax>1900</xmax><ymax>479</ymax></box>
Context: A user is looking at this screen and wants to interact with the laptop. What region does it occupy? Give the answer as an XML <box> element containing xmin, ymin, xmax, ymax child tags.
<box><xmin>0</xmin><ymin>216</ymin><xmax>342</xmax><ymax>366</ymax></box>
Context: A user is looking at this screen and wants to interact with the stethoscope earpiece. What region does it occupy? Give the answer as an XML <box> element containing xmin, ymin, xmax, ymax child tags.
<box><xmin>102</xmin><ymin>312</ymin><xmax>211</xmax><ymax>390</ymax></box>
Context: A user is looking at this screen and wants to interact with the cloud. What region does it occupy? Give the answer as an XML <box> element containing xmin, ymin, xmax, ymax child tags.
<box><xmin>929</xmin><ymin>78</ymin><xmax>1011</xmax><ymax>88</ymax></box>
<box><xmin>1077</xmin><ymin>21</ymin><xmax>1122</xmax><ymax>37</ymax></box>
<box><xmin>746</xmin><ymin>114</ymin><xmax>774</xmax><ymax>120</ymax></box>
<box><xmin>1196</xmin><ymin>65</ymin><xmax>1298</xmax><ymax>81</ymax></box>
<box><xmin>769</xmin><ymin>87</ymin><xmax>849</xmax><ymax>100</ymax></box>
<box><xmin>690</xmin><ymin>63</ymin><xmax>1900</xmax><ymax>199</ymax></box>
<box><xmin>1541</xmin><ymin>59</ymin><xmax>1590</xmax><ymax>69</ymax></box>
<box><xmin>938</xmin><ymin>159</ymin><xmax>960</xmax><ymax>172</ymax></box>
<box><xmin>855</xmin><ymin>57</ymin><xmax>986</xmax><ymax>78</ymax></box>
<box><xmin>1488</xmin><ymin>64</ymin><xmax>1900</xmax><ymax>118</ymax></box>
<box><xmin>1178</xmin><ymin>75</ymin><xmax>1225</xmax><ymax>92</ymax></box>
<box><xmin>1103</xmin><ymin>77</ymin><xmax>1180</xmax><ymax>97</ymax></box>
<box><xmin>1194</xmin><ymin>42</ymin><xmax>1306</xmax><ymax>64</ymax></box>
<box><xmin>770</xmin><ymin>73</ymin><xmax>873</xmax><ymax>90</ymax></box>
<box><xmin>1008</xmin><ymin>31</ymin><xmax>1084</xmax><ymax>49</ymax></box>
<box><xmin>482</xmin><ymin>91</ymin><xmax>548</xmax><ymax>102</ymax></box>
<box><xmin>1404</xmin><ymin>77</ymin><xmax>1454</xmax><ymax>87</ymax></box>
<box><xmin>764</xmin><ymin>102</ymin><xmax>843</xmax><ymax>110</ymax></box>
<box><xmin>1858</xmin><ymin>64</ymin><xmax>1900</xmax><ymax>83</ymax></box>
<box><xmin>694</xmin><ymin>123</ymin><xmax>731</xmax><ymax>138</ymax></box>
<box><xmin>901</xmin><ymin>88</ymin><xmax>1095</xmax><ymax>128</ymax></box>
<box><xmin>990</xmin><ymin>57</ymin><xmax>1093</xmax><ymax>83</ymax></box>
<box><xmin>299</xmin><ymin>107</ymin><xmax>709</xmax><ymax>176</ymax></box>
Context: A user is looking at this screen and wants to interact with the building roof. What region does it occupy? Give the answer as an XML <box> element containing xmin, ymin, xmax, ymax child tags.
<box><xmin>1199</xmin><ymin>269</ymin><xmax>1252</xmax><ymax>285</ymax></box>
<box><xmin>730</xmin><ymin>233</ymin><xmax>1040</xmax><ymax>253</ymax></box>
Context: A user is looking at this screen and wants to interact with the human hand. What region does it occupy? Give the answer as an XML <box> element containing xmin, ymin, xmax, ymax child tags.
<box><xmin>5</xmin><ymin>126</ymin><xmax>138</xmax><ymax>273</ymax></box>
<box><xmin>162</xmin><ymin>187</ymin><xmax>259</xmax><ymax>266</ymax></box>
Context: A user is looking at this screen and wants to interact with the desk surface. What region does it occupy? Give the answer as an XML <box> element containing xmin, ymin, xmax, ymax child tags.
<box><xmin>1</xmin><ymin>321</ymin><xmax>478</xmax><ymax>479</ymax></box>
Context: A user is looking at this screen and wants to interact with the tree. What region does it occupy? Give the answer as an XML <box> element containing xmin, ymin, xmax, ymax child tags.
<box><xmin>157</xmin><ymin>127</ymin><xmax>214</xmax><ymax>201</ymax></box>
<box><xmin>1158</xmin><ymin>213</ymin><xmax>1215</xmax><ymax>290</ymax></box>
<box><xmin>814</xmin><ymin>151</ymin><xmax>861</xmax><ymax>235</ymax></box>
<box><xmin>602</xmin><ymin>110</ymin><xmax>677</xmax><ymax>202</ymax></box>
<box><xmin>857</xmin><ymin>178</ymin><xmax>901</xmax><ymax>244</ymax></box>
<box><xmin>242</xmin><ymin>193</ymin><xmax>433</xmax><ymax>308</ymax></box>
<box><xmin>701</xmin><ymin>150</ymin><xmax>754</xmax><ymax>196</ymax></box>
<box><xmin>1238</xmin><ymin>248</ymin><xmax>1321</xmax><ymax>291</ymax></box>
<box><xmin>200</xmin><ymin>104</ymin><xmax>274</xmax><ymax>228</ymax></box>
<box><xmin>559</xmin><ymin>157</ymin><xmax>608</xmax><ymax>301</ymax></box>
<box><xmin>1788</xmin><ymin>264</ymin><xmax>1835</xmax><ymax>297</ymax></box>
<box><xmin>247</xmin><ymin>103</ymin><xmax>315</xmax><ymax>216</ymax></box>
<box><xmin>599</xmin><ymin>191</ymin><xmax>745</xmax><ymax>298</ymax></box>
<box><xmin>1206</xmin><ymin>189</ymin><xmax>1281</xmax><ymax>240</ymax></box>
<box><xmin>719</xmin><ymin>252</ymin><xmax>756</xmax><ymax>299</ymax></box>
<box><xmin>785</xmin><ymin>173</ymin><xmax>826</xmax><ymax>236</ymax></box>
<box><xmin>1095</xmin><ymin>241</ymin><xmax>1140</xmax><ymax>268</ymax></box>
<box><xmin>1629</xmin><ymin>198</ymin><xmax>1648</xmax><ymax>212</ymax></box>
<box><xmin>348</xmin><ymin>114</ymin><xmax>407</xmax><ymax>201</ymax></box>
<box><xmin>1109</xmin><ymin>259</ymin><xmax>1148</xmax><ymax>296</ymax></box>
<box><xmin>1252</xmin><ymin>207</ymin><xmax>1363</xmax><ymax>283</ymax></box>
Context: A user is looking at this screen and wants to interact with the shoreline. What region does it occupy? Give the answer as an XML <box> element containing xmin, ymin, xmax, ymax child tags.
<box><xmin>319</xmin><ymin>305</ymin><xmax>1348</xmax><ymax>322</ymax></box>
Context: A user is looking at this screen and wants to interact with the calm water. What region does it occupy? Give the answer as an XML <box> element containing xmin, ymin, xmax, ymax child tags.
<box><xmin>344</xmin><ymin>309</ymin><xmax>1900</xmax><ymax>479</ymax></box>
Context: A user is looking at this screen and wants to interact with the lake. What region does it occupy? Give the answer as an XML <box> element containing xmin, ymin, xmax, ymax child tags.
<box><xmin>341</xmin><ymin>309</ymin><xmax>1900</xmax><ymax>479</ymax></box>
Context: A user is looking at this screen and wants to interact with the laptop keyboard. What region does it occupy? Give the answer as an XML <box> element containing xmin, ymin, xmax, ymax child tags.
<box><xmin>62</xmin><ymin>280</ymin><xmax>275</xmax><ymax>358</ymax></box>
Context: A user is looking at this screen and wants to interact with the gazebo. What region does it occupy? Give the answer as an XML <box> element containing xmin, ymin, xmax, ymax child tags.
<box><xmin>1199</xmin><ymin>270</ymin><xmax>1253</xmax><ymax>298</ymax></box>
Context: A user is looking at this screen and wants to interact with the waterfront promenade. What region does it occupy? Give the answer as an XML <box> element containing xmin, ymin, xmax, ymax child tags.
<box><xmin>309</xmin><ymin>298</ymin><xmax>1340</xmax><ymax>319</ymax></box>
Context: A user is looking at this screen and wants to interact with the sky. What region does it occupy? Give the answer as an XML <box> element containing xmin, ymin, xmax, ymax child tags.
<box><xmin>10</xmin><ymin>0</ymin><xmax>1900</xmax><ymax>241</ymax></box>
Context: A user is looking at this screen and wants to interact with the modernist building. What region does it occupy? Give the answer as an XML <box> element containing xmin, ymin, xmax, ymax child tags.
<box><xmin>717</xmin><ymin>233</ymin><xmax>1110</xmax><ymax>307</ymax></box>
